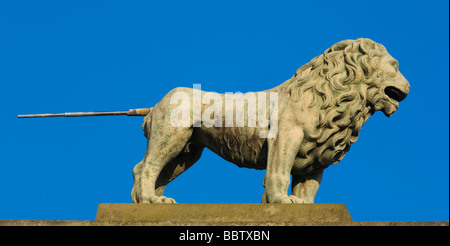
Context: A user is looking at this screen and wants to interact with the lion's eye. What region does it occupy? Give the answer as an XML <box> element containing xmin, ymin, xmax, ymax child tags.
<box><xmin>391</xmin><ymin>61</ymin><xmax>399</xmax><ymax>71</ymax></box>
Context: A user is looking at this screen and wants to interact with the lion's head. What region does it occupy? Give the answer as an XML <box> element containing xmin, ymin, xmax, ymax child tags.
<box><xmin>284</xmin><ymin>38</ymin><xmax>410</xmax><ymax>168</ymax></box>
<box><xmin>288</xmin><ymin>38</ymin><xmax>409</xmax><ymax>117</ymax></box>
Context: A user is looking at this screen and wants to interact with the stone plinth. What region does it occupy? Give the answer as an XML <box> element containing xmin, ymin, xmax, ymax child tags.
<box><xmin>95</xmin><ymin>203</ymin><xmax>352</xmax><ymax>225</ymax></box>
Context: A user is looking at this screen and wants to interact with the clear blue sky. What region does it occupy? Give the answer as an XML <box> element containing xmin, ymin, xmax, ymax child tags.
<box><xmin>0</xmin><ymin>1</ymin><xmax>448</xmax><ymax>221</ymax></box>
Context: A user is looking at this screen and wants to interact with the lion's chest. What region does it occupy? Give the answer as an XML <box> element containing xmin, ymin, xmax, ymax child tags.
<box><xmin>291</xmin><ymin>108</ymin><xmax>371</xmax><ymax>176</ymax></box>
<box><xmin>292</xmin><ymin>141</ymin><xmax>349</xmax><ymax>176</ymax></box>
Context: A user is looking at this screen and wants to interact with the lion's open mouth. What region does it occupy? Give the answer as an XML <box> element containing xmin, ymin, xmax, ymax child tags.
<box><xmin>385</xmin><ymin>86</ymin><xmax>407</xmax><ymax>102</ymax></box>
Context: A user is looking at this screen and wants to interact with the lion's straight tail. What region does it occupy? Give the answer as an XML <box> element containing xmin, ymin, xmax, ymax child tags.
<box><xmin>18</xmin><ymin>108</ymin><xmax>152</xmax><ymax>118</ymax></box>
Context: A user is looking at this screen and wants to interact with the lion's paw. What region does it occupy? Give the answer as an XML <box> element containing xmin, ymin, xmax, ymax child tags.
<box><xmin>271</xmin><ymin>195</ymin><xmax>306</xmax><ymax>204</ymax></box>
<box><xmin>149</xmin><ymin>196</ymin><xmax>176</xmax><ymax>203</ymax></box>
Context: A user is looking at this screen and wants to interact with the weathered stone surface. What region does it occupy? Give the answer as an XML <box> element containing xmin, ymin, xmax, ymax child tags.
<box><xmin>131</xmin><ymin>38</ymin><xmax>411</xmax><ymax>204</ymax></box>
<box><xmin>95</xmin><ymin>203</ymin><xmax>353</xmax><ymax>224</ymax></box>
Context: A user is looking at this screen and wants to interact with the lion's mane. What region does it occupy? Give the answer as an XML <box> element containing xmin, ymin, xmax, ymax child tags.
<box><xmin>284</xmin><ymin>38</ymin><xmax>388</xmax><ymax>171</ymax></box>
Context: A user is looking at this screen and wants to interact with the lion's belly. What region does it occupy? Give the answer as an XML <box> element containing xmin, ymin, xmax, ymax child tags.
<box><xmin>196</xmin><ymin>126</ymin><xmax>268</xmax><ymax>170</ymax></box>
<box><xmin>194</xmin><ymin>125</ymin><xmax>353</xmax><ymax>175</ymax></box>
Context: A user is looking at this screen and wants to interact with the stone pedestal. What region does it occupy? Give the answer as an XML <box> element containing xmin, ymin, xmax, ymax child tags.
<box><xmin>95</xmin><ymin>203</ymin><xmax>353</xmax><ymax>226</ymax></box>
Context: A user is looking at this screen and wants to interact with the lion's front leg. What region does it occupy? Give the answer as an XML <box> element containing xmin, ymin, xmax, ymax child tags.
<box><xmin>262</xmin><ymin>126</ymin><xmax>304</xmax><ymax>203</ymax></box>
<box><xmin>291</xmin><ymin>170</ymin><xmax>323</xmax><ymax>203</ymax></box>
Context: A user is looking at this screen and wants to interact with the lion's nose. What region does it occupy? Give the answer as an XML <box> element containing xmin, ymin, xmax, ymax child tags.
<box><xmin>405</xmin><ymin>80</ymin><xmax>410</xmax><ymax>95</ymax></box>
<box><xmin>398</xmin><ymin>73</ymin><xmax>410</xmax><ymax>96</ymax></box>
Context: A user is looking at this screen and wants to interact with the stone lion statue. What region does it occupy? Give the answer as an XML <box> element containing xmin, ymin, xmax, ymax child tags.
<box><xmin>131</xmin><ymin>38</ymin><xmax>410</xmax><ymax>203</ymax></box>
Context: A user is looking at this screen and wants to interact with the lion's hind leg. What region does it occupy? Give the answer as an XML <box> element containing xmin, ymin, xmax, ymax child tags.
<box><xmin>154</xmin><ymin>143</ymin><xmax>204</xmax><ymax>197</ymax></box>
<box><xmin>133</xmin><ymin>125</ymin><xmax>195</xmax><ymax>203</ymax></box>
<box><xmin>131</xmin><ymin>160</ymin><xmax>144</xmax><ymax>203</ymax></box>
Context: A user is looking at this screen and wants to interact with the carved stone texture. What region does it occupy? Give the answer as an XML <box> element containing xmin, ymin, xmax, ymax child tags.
<box><xmin>95</xmin><ymin>203</ymin><xmax>353</xmax><ymax>224</ymax></box>
<box><xmin>131</xmin><ymin>38</ymin><xmax>410</xmax><ymax>204</ymax></box>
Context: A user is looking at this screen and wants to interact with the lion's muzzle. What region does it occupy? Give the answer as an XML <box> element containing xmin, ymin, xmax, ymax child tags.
<box><xmin>381</xmin><ymin>75</ymin><xmax>410</xmax><ymax>117</ymax></box>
